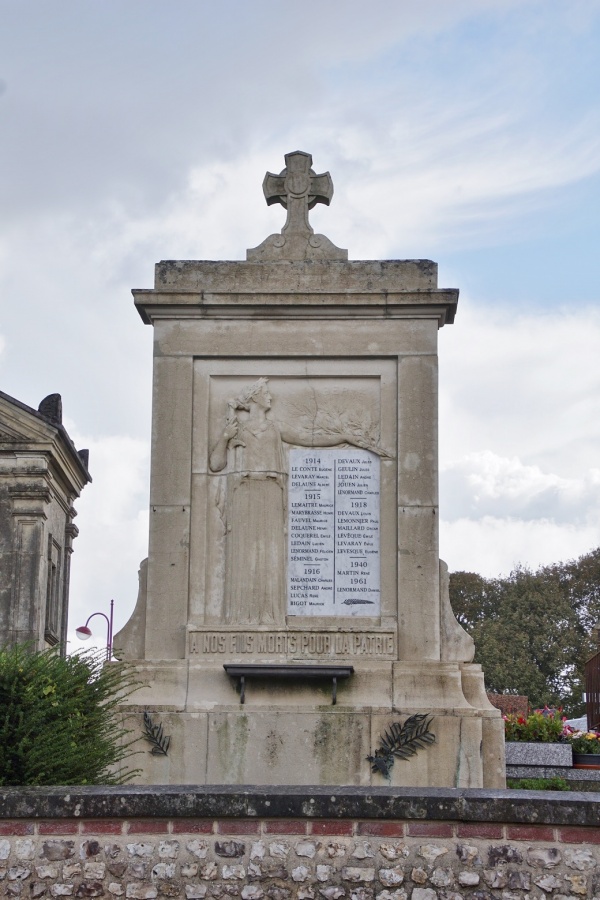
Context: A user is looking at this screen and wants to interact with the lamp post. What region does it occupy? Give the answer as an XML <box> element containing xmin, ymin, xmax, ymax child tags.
<box><xmin>75</xmin><ymin>599</ymin><xmax>114</xmax><ymax>660</ymax></box>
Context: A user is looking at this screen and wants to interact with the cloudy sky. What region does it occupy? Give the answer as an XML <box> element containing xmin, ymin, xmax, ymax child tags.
<box><xmin>1</xmin><ymin>1</ymin><xmax>599</xmax><ymax>649</ymax></box>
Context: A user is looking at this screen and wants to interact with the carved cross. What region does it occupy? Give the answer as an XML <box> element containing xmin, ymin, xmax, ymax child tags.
<box><xmin>263</xmin><ymin>151</ymin><xmax>333</xmax><ymax>237</ymax></box>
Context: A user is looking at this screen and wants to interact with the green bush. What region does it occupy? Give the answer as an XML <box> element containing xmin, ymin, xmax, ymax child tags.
<box><xmin>507</xmin><ymin>776</ymin><xmax>571</xmax><ymax>791</ymax></box>
<box><xmin>0</xmin><ymin>644</ymin><xmax>139</xmax><ymax>785</ymax></box>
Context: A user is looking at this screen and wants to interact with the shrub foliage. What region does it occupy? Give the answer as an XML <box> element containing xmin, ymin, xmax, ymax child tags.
<box><xmin>0</xmin><ymin>644</ymin><xmax>139</xmax><ymax>785</ymax></box>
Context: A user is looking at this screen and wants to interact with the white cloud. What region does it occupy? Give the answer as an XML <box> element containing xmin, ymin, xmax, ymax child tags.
<box><xmin>440</xmin><ymin>516</ymin><xmax>599</xmax><ymax>578</ymax></box>
<box><xmin>439</xmin><ymin>302</ymin><xmax>600</xmax><ymax>575</ymax></box>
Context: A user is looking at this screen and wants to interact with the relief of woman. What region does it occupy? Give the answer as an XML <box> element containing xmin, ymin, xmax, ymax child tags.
<box><xmin>209</xmin><ymin>378</ymin><xmax>374</xmax><ymax>627</ymax></box>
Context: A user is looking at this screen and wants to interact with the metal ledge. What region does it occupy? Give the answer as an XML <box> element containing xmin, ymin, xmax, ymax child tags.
<box><xmin>223</xmin><ymin>663</ymin><xmax>354</xmax><ymax>705</ymax></box>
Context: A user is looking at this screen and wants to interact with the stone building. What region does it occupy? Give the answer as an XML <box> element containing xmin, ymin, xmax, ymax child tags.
<box><xmin>0</xmin><ymin>390</ymin><xmax>91</xmax><ymax>651</ymax></box>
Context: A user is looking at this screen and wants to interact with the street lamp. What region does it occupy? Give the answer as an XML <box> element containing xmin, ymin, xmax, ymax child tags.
<box><xmin>75</xmin><ymin>599</ymin><xmax>114</xmax><ymax>660</ymax></box>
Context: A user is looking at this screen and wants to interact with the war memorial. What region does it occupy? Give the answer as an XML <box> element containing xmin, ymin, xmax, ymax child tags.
<box><xmin>5</xmin><ymin>151</ymin><xmax>600</xmax><ymax>900</ymax></box>
<box><xmin>114</xmin><ymin>151</ymin><xmax>505</xmax><ymax>788</ymax></box>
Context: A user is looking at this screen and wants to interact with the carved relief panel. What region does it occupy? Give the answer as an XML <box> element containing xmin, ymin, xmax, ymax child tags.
<box><xmin>189</xmin><ymin>359</ymin><xmax>397</xmax><ymax>633</ymax></box>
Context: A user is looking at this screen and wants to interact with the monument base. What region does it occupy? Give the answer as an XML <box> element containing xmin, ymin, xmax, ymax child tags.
<box><xmin>121</xmin><ymin>660</ymin><xmax>505</xmax><ymax>788</ymax></box>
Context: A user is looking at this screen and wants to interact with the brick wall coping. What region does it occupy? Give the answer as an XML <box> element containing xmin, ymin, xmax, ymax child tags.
<box><xmin>1</xmin><ymin>785</ymin><xmax>599</xmax><ymax>828</ymax></box>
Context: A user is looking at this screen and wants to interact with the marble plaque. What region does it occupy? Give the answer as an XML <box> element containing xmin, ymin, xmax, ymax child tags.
<box><xmin>288</xmin><ymin>449</ymin><xmax>380</xmax><ymax>616</ymax></box>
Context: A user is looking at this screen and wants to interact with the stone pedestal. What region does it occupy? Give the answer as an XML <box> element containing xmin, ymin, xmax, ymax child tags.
<box><xmin>115</xmin><ymin>152</ymin><xmax>505</xmax><ymax>788</ymax></box>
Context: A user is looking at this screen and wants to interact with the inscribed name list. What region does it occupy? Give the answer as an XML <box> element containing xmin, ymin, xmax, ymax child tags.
<box><xmin>288</xmin><ymin>448</ymin><xmax>380</xmax><ymax>616</ymax></box>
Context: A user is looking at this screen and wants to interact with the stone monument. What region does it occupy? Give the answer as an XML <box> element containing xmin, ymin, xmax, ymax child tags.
<box><xmin>115</xmin><ymin>151</ymin><xmax>505</xmax><ymax>787</ymax></box>
<box><xmin>0</xmin><ymin>390</ymin><xmax>90</xmax><ymax>651</ymax></box>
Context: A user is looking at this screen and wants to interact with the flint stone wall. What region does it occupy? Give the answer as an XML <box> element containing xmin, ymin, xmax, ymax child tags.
<box><xmin>1</xmin><ymin>787</ymin><xmax>600</xmax><ymax>900</ymax></box>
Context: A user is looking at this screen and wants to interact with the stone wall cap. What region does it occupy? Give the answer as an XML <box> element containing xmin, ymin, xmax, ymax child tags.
<box><xmin>1</xmin><ymin>785</ymin><xmax>599</xmax><ymax>827</ymax></box>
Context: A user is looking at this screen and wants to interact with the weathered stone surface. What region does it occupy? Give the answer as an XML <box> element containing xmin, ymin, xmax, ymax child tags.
<box><xmin>378</xmin><ymin>869</ymin><xmax>404</xmax><ymax>888</ymax></box>
<box><xmin>483</xmin><ymin>869</ymin><xmax>507</xmax><ymax>889</ymax></box>
<box><xmin>411</xmin><ymin>869</ymin><xmax>428</xmax><ymax>885</ymax></box>
<box><xmin>456</xmin><ymin>846</ymin><xmax>480</xmax><ymax>866</ymax></box>
<box><xmin>317</xmin><ymin>866</ymin><xmax>334</xmax><ymax>883</ymax></box>
<box><xmin>341</xmin><ymin>868</ymin><xmax>375</xmax><ymax>883</ymax></box>
<box><xmin>63</xmin><ymin>865</ymin><xmax>82</xmax><ymax>880</ymax></box>
<box><xmin>185</xmin><ymin>887</ymin><xmax>207</xmax><ymax>900</ymax></box>
<box><xmin>42</xmin><ymin>843</ymin><xmax>75</xmax><ymax>862</ymax></box>
<box><xmin>378</xmin><ymin>846</ymin><xmax>407</xmax><ymax>863</ymax></box>
<box><xmin>125</xmin><ymin>887</ymin><xmax>157</xmax><ymax>900</ymax></box>
<box><xmin>318</xmin><ymin>889</ymin><xmax>345</xmax><ymax>900</ymax></box>
<box><xmin>291</xmin><ymin>867</ymin><xmax>310</xmax><ymax>883</ymax></box>
<box><xmin>158</xmin><ymin>843</ymin><xmax>179</xmax><ymax>860</ymax></box>
<box><xmin>419</xmin><ymin>845</ymin><xmax>449</xmax><ymax>863</ymax></box>
<box><xmin>488</xmin><ymin>847</ymin><xmax>523</xmax><ymax>866</ymax></box>
<box><xmin>8</xmin><ymin>866</ymin><xmax>31</xmax><ymax>881</ymax></box>
<box><xmin>74</xmin><ymin>882</ymin><xmax>104</xmax><ymax>898</ymax></box>
<box><xmin>181</xmin><ymin>865</ymin><xmax>198</xmax><ymax>878</ymax></box>
<box><xmin>127</xmin><ymin>863</ymin><xmax>148</xmax><ymax>880</ymax></box>
<box><xmin>527</xmin><ymin>848</ymin><xmax>562</xmax><ymax>869</ymax></box>
<box><xmin>222</xmin><ymin>866</ymin><xmax>245</xmax><ymax>881</ymax></box>
<box><xmin>107</xmin><ymin>863</ymin><xmax>127</xmax><ymax>879</ymax></box>
<box><xmin>411</xmin><ymin>889</ymin><xmax>437</xmax><ymax>900</ymax></box>
<box><xmin>563</xmin><ymin>849</ymin><xmax>596</xmax><ymax>871</ymax></box>
<box><xmin>240</xmin><ymin>889</ymin><xmax>262</xmax><ymax>900</ymax></box>
<box><xmin>325</xmin><ymin>844</ymin><xmax>348</xmax><ymax>859</ymax></box>
<box><xmin>215</xmin><ymin>844</ymin><xmax>246</xmax><ymax>860</ymax></box>
<box><xmin>430</xmin><ymin>868</ymin><xmax>454</xmax><ymax>888</ymax></box>
<box><xmin>15</xmin><ymin>840</ymin><xmax>35</xmax><ymax>860</ymax></box>
<box><xmin>127</xmin><ymin>845</ymin><xmax>154</xmax><ymax>859</ymax></box>
<box><xmin>37</xmin><ymin>867</ymin><xmax>60</xmax><ymax>880</ymax></box>
<box><xmin>506</xmin><ymin>870</ymin><xmax>531</xmax><ymax>890</ymax></box>
<box><xmin>151</xmin><ymin>865</ymin><xmax>175</xmax><ymax>880</ymax></box>
<box><xmin>533</xmin><ymin>873</ymin><xmax>563</xmax><ymax>892</ymax></box>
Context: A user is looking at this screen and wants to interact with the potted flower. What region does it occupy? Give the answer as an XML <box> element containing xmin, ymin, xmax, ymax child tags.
<box><xmin>565</xmin><ymin>729</ymin><xmax>600</xmax><ymax>768</ymax></box>
<box><xmin>504</xmin><ymin>708</ymin><xmax>573</xmax><ymax>768</ymax></box>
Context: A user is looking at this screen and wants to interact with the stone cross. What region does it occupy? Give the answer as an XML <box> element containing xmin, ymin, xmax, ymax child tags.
<box><xmin>263</xmin><ymin>151</ymin><xmax>333</xmax><ymax>237</ymax></box>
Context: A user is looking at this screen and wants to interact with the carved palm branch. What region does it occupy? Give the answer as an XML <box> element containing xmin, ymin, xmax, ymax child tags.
<box><xmin>368</xmin><ymin>714</ymin><xmax>435</xmax><ymax>779</ymax></box>
<box><xmin>143</xmin><ymin>711</ymin><xmax>171</xmax><ymax>756</ymax></box>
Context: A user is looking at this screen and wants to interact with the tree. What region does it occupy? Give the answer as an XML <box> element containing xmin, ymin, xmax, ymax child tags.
<box><xmin>449</xmin><ymin>548</ymin><xmax>600</xmax><ymax>715</ymax></box>
<box><xmin>0</xmin><ymin>644</ymin><xmax>139</xmax><ymax>786</ymax></box>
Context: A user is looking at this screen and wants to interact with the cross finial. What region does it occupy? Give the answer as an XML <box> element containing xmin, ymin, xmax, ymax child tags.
<box><xmin>263</xmin><ymin>151</ymin><xmax>333</xmax><ymax>237</ymax></box>
<box><xmin>247</xmin><ymin>151</ymin><xmax>347</xmax><ymax>261</ymax></box>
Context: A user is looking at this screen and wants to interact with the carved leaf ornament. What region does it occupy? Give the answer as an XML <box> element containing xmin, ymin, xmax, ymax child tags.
<box><xmin>143</xmin><ymin>711</ymin><xmax>171</xmax><ymax>756</ymax></box>
<box><xmin>367</xmin><ymin>714</ymin><xmax>435</xmax><ymax>780</ymax></box>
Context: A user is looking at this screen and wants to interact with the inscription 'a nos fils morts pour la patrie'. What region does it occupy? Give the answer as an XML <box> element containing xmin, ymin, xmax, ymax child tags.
<box><xmin>287</xmin><ymin>448</ymin><xmax>380</xmax><ymax>616</ymax></box>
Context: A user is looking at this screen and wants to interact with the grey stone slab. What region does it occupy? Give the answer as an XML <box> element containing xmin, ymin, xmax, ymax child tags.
<box><xmin>505</xmin><ymin>742</ymin><xmax>573</xmax><ymax>767</ymax></box>
<box><xmin>2</xmin><ymin>785</ymin><xmax>600</xmax><ymax>826</ymax></box>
